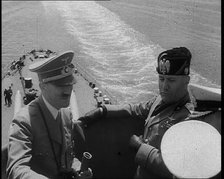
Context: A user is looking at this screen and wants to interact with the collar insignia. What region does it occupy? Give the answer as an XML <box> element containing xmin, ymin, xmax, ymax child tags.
<box><xmin>185</xmin><ymin>102</ymin><xmax>195</xmax><ymax>113</ymax></box>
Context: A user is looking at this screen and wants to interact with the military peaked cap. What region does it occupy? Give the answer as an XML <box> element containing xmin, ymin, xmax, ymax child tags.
<box><xmin>29</xmin><ymin>51</ymin><xmax>76</xmax><ymax>85</ymax></box>
<box><xmin>156</xmin><ymin>47</ymin><xmax>192</xmax><ymax>75</ymax></box>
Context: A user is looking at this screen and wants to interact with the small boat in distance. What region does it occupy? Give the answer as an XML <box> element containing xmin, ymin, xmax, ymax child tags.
<box><xmin>1</xmin><ymin>49</ymin><xmax>221</xmax><ymax>179</ymax></box>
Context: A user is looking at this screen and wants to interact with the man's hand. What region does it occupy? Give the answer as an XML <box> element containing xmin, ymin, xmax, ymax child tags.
<box><xmin>129</xmin><ymin>135</ymin><xmax>143</xmax><ymax>152</ymax></box>
<box><xmin>70</xmin><ymin>158</ymin><xmax>92</xmax><ymax>179</ymax></box>
<box><xmin>77</xmin><ymin>106</ymin><xmax>107</xmax><ymax>128</ymax></box>
<box><xmin>77</xmin><ymin>168</ymin><xmax>93</xmax><ymax>179</ymax></box>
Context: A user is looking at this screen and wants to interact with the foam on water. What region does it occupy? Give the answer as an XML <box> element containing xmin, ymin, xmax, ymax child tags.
<box><xmin>42</xmin><ymin>1</ymin><xmax>220</xmax><ymax>103</ymax></box>
<box><xmin>3</xmin><ymin>1</ymin><xmax>220</xmax><ymax>104</ymax></box>
<box><xmin>41</xmin><ymin>1</ymin><xmax>160</xmax><ymax>103</ymax></box>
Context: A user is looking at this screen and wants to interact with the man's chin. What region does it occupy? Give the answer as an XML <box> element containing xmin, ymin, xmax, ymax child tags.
<box><xmin>161</xmin><ymin>97</ymin><xmax>173</xmax><ymax>104</ymax></box>
<box><xmin>60</xmin><ymin>100</ymin><xmax>70</xmax><ymax>108</ymax></box>
<box><xmin>62</xmin><ymin>103</ymin><xmax>70</xmax><ymax>108</ymax></box>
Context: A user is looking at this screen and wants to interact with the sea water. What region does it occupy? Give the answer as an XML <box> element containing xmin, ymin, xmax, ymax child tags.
<box><xmin>2</xmin><ymin>1</ymin><xmax>221</xmax><ymax>104</ymax></box>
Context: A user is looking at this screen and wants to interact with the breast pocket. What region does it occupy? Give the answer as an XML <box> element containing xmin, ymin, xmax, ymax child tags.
<box><xmin>33</xmin><ymin>141</ymin><xmax>54</xmax><ymax>159</ymax></box>
<box><xmin>32</xmin><ymin>136</ymin><xmax>62</xmax><ymax>162</ymax></box>
<box><xmin>31</xmin><ymin>141</ymin><xmax>59</xmax><ymax>174</ymax></box>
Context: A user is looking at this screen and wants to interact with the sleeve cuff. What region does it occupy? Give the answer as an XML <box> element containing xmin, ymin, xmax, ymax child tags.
<box><xmin>135</xmin><ymin>143</ymin><xmax>155</xmax><ymax>168</ymax></box>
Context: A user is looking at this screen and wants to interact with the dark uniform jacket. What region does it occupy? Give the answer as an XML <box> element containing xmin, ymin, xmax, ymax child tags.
<box><xmin>105</xmin><ymin>94</ymin><xmax>192</xmax><ymax>178</ymax></box>
<box><xmin>6</xmin><ymin>95</ymin><xmax>85</xmax><ymax>179</ymax></box>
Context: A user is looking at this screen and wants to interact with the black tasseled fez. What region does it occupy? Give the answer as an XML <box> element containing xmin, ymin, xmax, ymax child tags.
<box><xmin>156</xmin><ymin>47</ymin><xmax>192</xmax><ymax>75</ymax></box>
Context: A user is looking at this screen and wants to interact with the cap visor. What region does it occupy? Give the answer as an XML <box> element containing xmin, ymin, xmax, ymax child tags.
<box><xmin>52</xmin><ymin>74</ymin><xmax>76</xmax><ymax>86</ymax></box>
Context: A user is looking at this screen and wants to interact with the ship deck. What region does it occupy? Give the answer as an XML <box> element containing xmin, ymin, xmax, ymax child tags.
<box><xmin>1</xmin><ymin>51</ymin><xmax>221</xmax><ymax>179</ymax></box>
<box><xmin>1</xmin><ymin>51</ymin><xmax>100</xmax><ymax>146</ymax></box>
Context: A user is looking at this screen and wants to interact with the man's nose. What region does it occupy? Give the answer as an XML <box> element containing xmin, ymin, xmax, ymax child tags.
<box><xmin>162</xmin><ymin>79</ymin><xmax>169</xmax><ymax>91</ymax></box>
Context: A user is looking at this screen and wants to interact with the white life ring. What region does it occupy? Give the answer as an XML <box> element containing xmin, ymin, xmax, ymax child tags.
<box><xmin>161</xmin><ymin>120</ymin><xmax>221</xmax><ymax>178</ymax></box>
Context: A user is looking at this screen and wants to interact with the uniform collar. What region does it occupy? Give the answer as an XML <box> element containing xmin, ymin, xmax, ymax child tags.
<box><xmin>42</xmin><ymin>95</ymin><xmax>59</xmax><ymax>120</ymax></box>
<box><xmin>154</xmin><ymin>93</ymin><xmax>191</xmax><ymax>116</ymax></box>
<box><xmin>175</xmin><ymin>93</ymin><xmax>191</xmax><ymax>109</ymax></box>
<box><xmin>161</xmin><ymin>93</ymin><xmax>190</xmax><ymax>108</ymax></box>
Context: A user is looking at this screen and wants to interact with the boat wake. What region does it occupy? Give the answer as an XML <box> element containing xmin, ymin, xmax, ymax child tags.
<box><xmin>41</xmin><ymin>1</ymin><xmax>220</xmax><ymax>104</ymax></box>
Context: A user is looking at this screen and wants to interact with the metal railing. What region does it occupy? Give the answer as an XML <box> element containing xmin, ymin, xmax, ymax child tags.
<box><xmin>74</xmin><ymin>62</ymin><xmax>117</xmax><ymax>104</ymax></box>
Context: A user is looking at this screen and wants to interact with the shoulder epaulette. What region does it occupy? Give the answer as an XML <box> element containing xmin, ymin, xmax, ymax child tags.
<box><xmin>186</xmin><ymin>110</ymin><xmax>214</xmax><ymax>121</ymax></box>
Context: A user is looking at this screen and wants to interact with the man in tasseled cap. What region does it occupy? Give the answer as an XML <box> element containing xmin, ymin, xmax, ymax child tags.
<box><xmin>7</xmin><ymin>51</ymin><xmax>92</xmax><ymax>179</ymax></box>
<box><xmin>76</xmin><ymin>47</ymin><xmax>194</xmax><ymax>178</ymax></box>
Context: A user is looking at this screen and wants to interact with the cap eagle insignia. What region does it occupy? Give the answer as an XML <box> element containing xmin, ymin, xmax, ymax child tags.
<box><xmin>62</xmin><ymin>57</ymin><xmax>70</xmax><ymax>65</ymax></box>
<box><xmin>159</xmin><ymin>59</ymin><xmax>170</xmax><ymax>74</ymax></box>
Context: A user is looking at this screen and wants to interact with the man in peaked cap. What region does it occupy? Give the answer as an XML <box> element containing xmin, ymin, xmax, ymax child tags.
<box><xmin>7</xmin><ymin>51</ymin><xmax>92</xmax><ymax>179</ymax></box>
<box><xmin>77</xmin><ymin>47</ymin><xmax>194</xmax><ymax>178</ymax></box>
